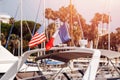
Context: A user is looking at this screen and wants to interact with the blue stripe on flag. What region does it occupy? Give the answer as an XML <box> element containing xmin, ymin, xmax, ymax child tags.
<box><xmin>59</xmin><ymin>23</ymin><xmax>71</xmax><ymax>43</ymax></box>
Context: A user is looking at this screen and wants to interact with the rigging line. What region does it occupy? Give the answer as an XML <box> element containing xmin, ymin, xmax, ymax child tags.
<box><xmin>5</xmin><ymin>2</ymin><xmax>20</xmax><ymax>48</ymax></box>
<box><xmin>24</xmin><ymin>20</ymin><xmax>32</xmax><ymax>37</ymax></box>
<box><xmin>28</xmin><ymin>0</ymin><xmax>42</xmax><ymax>51</ymax></box>
<box><xmin>32</xmin><ymin>0</ymin><xmax>42</xmax><ymax>36</ymax></box>
<box><xmin>74</xmin><ymin>0</ymin><xmax>84</xmax><ymax>39</ymax></box>
<box><xmin>96</xmin><ymin>0</ymin><xmax>109</xmax><ymax>49</ymax></box>
<box><xmin>77</xmin><ymin>14</ymin><xmax>84</xmax><ymax>39</ymax></box>
<box><xmin>69</xmin><ymin>0</ymin><xmax>75</xmax><ymax>46</ymax></box>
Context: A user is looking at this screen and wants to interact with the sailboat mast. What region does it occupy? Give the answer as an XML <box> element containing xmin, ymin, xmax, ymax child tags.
<box><xmin>0</xmin><ymin>20</ymin><xmax>1</xmax><ymax>45</ymax></box>
<box><xmin>70</xmin><ymin>0</ymin><xmax>73</xmax><ymax>46</ymax></box>
<box><xmin>43</xmin><ymin>0</ymin><xmax>46</xmax><ymax>55</ymax></box>
<box><xmin>108</xmin><ymin>0</ymin><xmax>111</xmax><ymax>50</ymax></box>
<box><xmin>43</xmin><ymin>0</ymin><xmax>45</xmax><ymax>28</ymax></box>
<box><xmin>108</xmin><ymin>12</ymin><xmax>110</xmax><ymax>50</ymax></box>
<box><xmin>20</xmin><ymin>0</ymin><xmax>23</xmax><ymax>55</ymax></box>
<box><xmin>70</xmin><ymin>0</ymin><xmax>72</xmax><ymax>26</ymax></box>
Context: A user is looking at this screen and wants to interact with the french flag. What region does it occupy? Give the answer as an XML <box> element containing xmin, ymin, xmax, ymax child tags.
<box><xmin>46</xmin><ymin>23</ymin><xmax>71</xmax><ymax>50</ymax></box>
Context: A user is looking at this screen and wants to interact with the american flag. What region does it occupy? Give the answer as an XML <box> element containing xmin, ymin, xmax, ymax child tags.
<box><xmin>29</xmin><ymin>25</ymin><xmax>46</xmax><ymax>48</ymax></box>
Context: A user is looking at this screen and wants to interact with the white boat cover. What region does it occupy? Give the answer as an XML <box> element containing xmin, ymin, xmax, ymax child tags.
<box><xmin>1</xmin><ymin>47</ymin><xmax>101</xmax><ymax>80</ymax></box>
<box><xmin>100</xmin><ymin>49</ymin><xmax>120</xmax><ymax>59</ymax></box>
<box><xmin>0</xmin><ymin>45</ymin><xmax>18</xmax><ymax>73</ymax></box>
<box><xmin>1</xmin><ymin>46</ymin><xmax>119</xmax><ymax>80</ymax></box>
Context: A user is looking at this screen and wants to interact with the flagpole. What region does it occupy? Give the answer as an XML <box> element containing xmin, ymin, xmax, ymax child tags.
<box><xmin>20</xmin><ymin>0</ymin><xmax>23</xmax><ymax>55</ymax></box>
<box><xmin>43</xmin><ymin>0</ymin><xmax>45</xmax><ymax>53</ymax></box>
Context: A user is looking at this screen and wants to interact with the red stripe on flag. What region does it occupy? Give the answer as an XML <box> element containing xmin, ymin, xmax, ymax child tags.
<box><xmin>29</xmin><ymin>32</ymin><xmax>46</xmax><ymax>48</ymax></box>
<box><xmin>29</xmin><ymin>32</ymin><xmax>45</xmax><ymax>43</ymax></box>
<box><xmin>45</xmin><ymin>37</ymin><xmax>54</xmax><ymax>51</ymax></box>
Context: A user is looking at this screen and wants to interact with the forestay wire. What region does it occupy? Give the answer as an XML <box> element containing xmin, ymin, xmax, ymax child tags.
<box><xmin>32</xmin><ymin>0</ymin><xmax>42</xmax><ymax>36</ymax></box>
<box><xmin>5</xmin><ymin>3</ymin><xmax>20</xmax><ymax>48</ymax></box>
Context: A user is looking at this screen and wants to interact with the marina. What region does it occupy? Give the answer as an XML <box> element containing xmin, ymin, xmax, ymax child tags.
<box><xmin>0</xmin><ymin>43</ymin><xmax>120</xmax><ymax>80</ymax></box>
<box><xmin>0</xmin><ymin>0</ymin><xmax>120</xmax><ymax>80</ymax></box>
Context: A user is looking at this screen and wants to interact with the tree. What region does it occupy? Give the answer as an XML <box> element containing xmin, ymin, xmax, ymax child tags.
<box><xmin>8</xmin><ymin>34</ymin><xmax>20</xmax><ymax>55</ymax></box>
<box><xmin>90</xmin><ymin>13</ymin><xmax>110</xmax><ymax>48</ymax></box>
<box><xmin>9</xmin><ymin>17</ymin><xmax>15</xmax><ymax>24</ymax></box>
<box><xmin>116</xmin><ymin>27</ymin><xmax>120</xmax><ymax>33</ymax></box>
<box><xmin>73</xmin><ymin>22</ymin><xmax>81</xmax><ymax>46</ymax></box>
<box><xmin>47</xmin><ymin>23</ymin><xmax>57</xmax><ymax>40</ymax></box>
<box><xmin>45</xmin><ymin>4</ymin><xmax>87</xmax><ymax>46</ymax></box>
<box><xmin>1</xmin><ymin>33</ymin><xmax>6</xmax><ymax>47</ymax></box>
<box><xmin>90</xmin><ymin>13</ymin><xmax>101</xmax><ymax>48</ymax></box>
<box><xmin>115</xmin><ymin>27</ymin><xmax>120</xmax><ymax>50</ymax></box>
<box><xmin>98</xmin><ymin>27</ymin><xmax>120</xmax><ymax>51</ymax></box>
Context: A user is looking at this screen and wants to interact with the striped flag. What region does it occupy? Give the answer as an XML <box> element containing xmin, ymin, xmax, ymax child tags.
<box><xmin>58</xmin><ymin>23</ymin><xmax>71</xmax><ymax>43</ymax></box>
<box><xmin>29</xmin><ymin>25</ymin><xmax>46</xmax><ymax>48</ymax></box>
<box><xmin>46</xmin><ymin>23</ymin><xmax>71</xmax><ymax>50</ymax></box>
<box><xmin>45</xmin><ymin>30</ymin><xmax>59</xmax><ymax>50</ymax></box>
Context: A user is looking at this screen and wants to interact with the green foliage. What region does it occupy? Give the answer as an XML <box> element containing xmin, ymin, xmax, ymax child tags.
<box><xmin>1</xmin><ymin>23</ymin><xmax>11</xmax><ymax>37</ymax></box>
<box><xmin>1</xmin><ymin>4</ymin><xmax>120</xmax><ymax>52</ymax></box>
<box><xmin>1</xmin><ymin>20</ymin><xmax>41</xmax><ymax>52</ymax></box>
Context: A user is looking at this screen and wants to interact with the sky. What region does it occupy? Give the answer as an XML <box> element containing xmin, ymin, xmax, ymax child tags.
<box><xmin>0</xmin><ymin>0</ymin><xmax>120</xmax><ymax>32</ymax></box>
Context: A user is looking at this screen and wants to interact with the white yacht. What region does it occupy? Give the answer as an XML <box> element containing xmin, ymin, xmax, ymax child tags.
<box><xmin>0</xmin><ymin>40</ymin><xmax>120</xmax><ymax>80</ymax></box>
